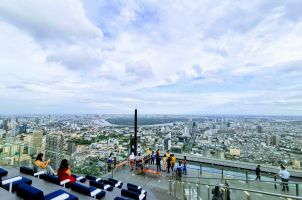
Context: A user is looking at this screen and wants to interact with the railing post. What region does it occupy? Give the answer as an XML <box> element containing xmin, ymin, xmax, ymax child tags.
<box><xmin>174</xmin><ymin>181</ymin><xmax>177</xmax><ymax>197</ymax></box>
<box><xmin>221</xmin><ymin>168</ymin><xmax>224</xmax><ymax>179</ymax></box>
<box><xmin>207</xmin><ymin>185</ymin><xmax>210</xmax><ymax>200</ymax></box>
<box><xmin>200</xmin><ymin>164</ymin><xmax>202</xmax><ymax>176</ymax></box>
<box><xmin>274</xmin><ymin>176</ymin><xmax>277</xmax><ymax>189</ymax></box>
<box><xmin>197</xmin><ymin>183</ymin><xmax>200</xmax><ymax>200</ymax></box>
<box><xmin>169</xmin><ymin>180</ymin><xmax>172</xmax><ymax>195</ymax></box>
<box><xmin>112</xmin><ymin>165</ymin><xmax>114</xmax><ymax>179</ymax></box>
<box><xmin>183</xmin><ymin>182</ymin><xmax>186</xmax><ymax>200</ymax></box>
<box><xmin>296</xmin><ymin>184</ymin><xmax>299</xmax><ymax>196</ymax></box>
<box><xmin>224</xmin><ymin>188</ymin><xmax>227</xmax><ymax>200</ymax></box>
<box><xmin>188</xmin><ymin>183</ymin><xmax>192</xmax><ymax>200</ymax></box>
<box><xmin>244</xmin><ymin>191</ymin><xmax>251</xmax><ymax>200</ymax></box>
<box><xmin>246</xmin><ymin>171</ymin><xmax>248</xmax><ymax>183</ymax></box>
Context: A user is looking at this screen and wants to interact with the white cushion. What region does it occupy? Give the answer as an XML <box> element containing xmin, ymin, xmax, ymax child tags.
<box><xmin>60</xmin><ymin>179</ymin><xmax>70</xmax><ymax>185</ymax></box>
<box><xmin>76</xmin><ymin>176</ymin><xmax>84</xmax><ymax>181</ymax></box>
<box><xmin>50</xmin><ymin>193</ymin><xmax>69</xmax><ymax>200</ymax></box>
<box><xmin>90</xmin><ymin>189</ymin><xmax>101</xmax><ymax>197</ymax></box>
<box><xmin>138</xmin><ymin>186</ymin><xmax>142</xmax><ymax>189</ymax></box>
<box><xmin>141</xmin><ymin>190</ymin><xmax>146</xmax><ymax>194</ymax></box>
<box><xmin>139</xmin><ymin>194</ymin><xmax>145</xmax><ymax>200</ymax></box>
<box><xmin>104</xmin><ymin>185</ymin><xmax>110</xmax><ymax>190</ymax></box>
<box><xmin>2</xmin><ymin>176</ymin><xmax>22</xmax><ymax>185</ymax></box>
<box><xmin>96</xmin><ymin>178</ymin><xmax>102</xmax><ymax>182</ymax></box>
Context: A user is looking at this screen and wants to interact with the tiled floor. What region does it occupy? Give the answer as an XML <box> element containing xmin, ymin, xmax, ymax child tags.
<box><xmin>0</xmin><ymin>165</ymin><xmax>174</xmax><ymax>200</ymax></box>
<box><xmin>1</xmin><ymin>164</ymin><xmax>301</xmax><ymax>200</ymax></box>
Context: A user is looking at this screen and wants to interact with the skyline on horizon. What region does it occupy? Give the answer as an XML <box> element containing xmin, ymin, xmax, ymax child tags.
<box><xmin>1</xmin><ymin>1</ymin><xmax>302</xmax><ymax>115</ymax></box>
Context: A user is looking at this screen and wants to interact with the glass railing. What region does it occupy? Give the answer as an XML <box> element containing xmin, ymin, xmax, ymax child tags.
<box><xmin>167</xmin><ymin>163</ymin><xmax>302</xmax><ymax>198</ymax></box>
<box><xmin>2</xmin><ymin>136</ymin><xmax>302</xmax><ymax>199</ymax></box>
<box><xmin>169</xmin><ymin>179</ymin><xmax>302</xmax><ymax>200</ymax></box>
<box><xmin>0</xmin><ymin>137</ymin><xmax>128</xmax><ymax>178</ymax></box>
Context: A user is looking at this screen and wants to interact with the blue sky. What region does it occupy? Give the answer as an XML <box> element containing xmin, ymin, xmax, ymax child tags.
<box><xmin>1</xmin><ymin>0</ymin><xmax>302</xmax><ymax>115</ymax></box>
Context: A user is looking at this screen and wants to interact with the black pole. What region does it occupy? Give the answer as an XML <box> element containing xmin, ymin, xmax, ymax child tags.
<box><xmin>134</xmin><ymin>109</ymin><xmax>138</xmax><ymax>155</ymax></box>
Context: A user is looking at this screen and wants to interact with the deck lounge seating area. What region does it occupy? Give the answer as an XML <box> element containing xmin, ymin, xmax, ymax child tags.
<box><xmin>0</xmin><ymin>166</ymin><xmax>151</xmax><ymax>200</ymax></box>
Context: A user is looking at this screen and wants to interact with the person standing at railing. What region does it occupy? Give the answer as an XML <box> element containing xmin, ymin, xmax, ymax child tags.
<box><xmin>279</xmin><ymin>165</ymin><xmax>290</xmax><ymax>192</ymax></box>
<box><xmin>255</xmin><ymin>165</ymin><xmax>261</xmax><ymax>180</ymax></box>
<box><xmin>146</xmin><ymin>148</ymin><xmax>151</xmax><ymax>164</ymax></box>
<box><xmin>162</xmin><ymin>154</ymin><xmax>167</xmax><ymax>172</ymax></box>
<box><xmin>182</xmin><ymin>156</ymin><xmax>187</xmax><ymax>175</ymax></box>
<box><xmin>57</xmin><ymin>159</ymin><xmax>76</xmax><ymax>183</ymax></box>
<box><xmin>171</xmin><ymin>154</ymin><xmax>176</xmax><ymax>172</ymax></box>
<box><xmin>167</xmin><ymin>155</ymin><xmax>172</xmax><ymax>173</ymax></box>
<box><xmin>129</xmin><ymin>152</ymin><xmax>135</xmax><ymax>171</ymax></box>
<box><xmin>34</xmin><ymin>153</ymin><xmax>56</xmax><ymax>175</ymax></box>
<box><xmin>156</xmin><ymin>151</ymin><xmax>161</xmax><ymax>171</ymax></box>
<box><xmin>166</xmin><ymin>150</ymin><xmax>170</xmax><ymax>158</ymax></box>
<box><xmin>151</xmin><ymin>151</ymin><xmax>155</xmax><ymax>165</ymax></box>
<box><xmin>212</xmin><ymin>185</ymin><xmax>223</xmax><ymax>200</ymax></box>
<box><xmin>176</xmin><ymin>161</ymin><xmax>182</xmax><ymax>180</ymax></box>
<box><xmin>107</xmin><ymin>153</ymin><xmax>113</xmax><ymax>172</ymax></box>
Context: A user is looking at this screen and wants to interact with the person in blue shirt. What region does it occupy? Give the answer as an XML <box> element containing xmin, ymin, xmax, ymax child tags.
<box><xmin>107</xmin><ymin>153</ymin><xmax>113</xmax><ymax>172</ymax></box>
<box><xmin>279</xmin><ymin>166</ymin><xmax>290</xmax><ymax>191</ymax></box>
<box><xmin>182</xmin><ymin>156</ymin><xmax>188</xmax><ymax>175</ymax></box>
<box><xmin>151</xmin><ymin>151</ymin><xmax>155</xmax><ymax>165</ymax></box>
<box><xmin>176</xmin><ymin>161</ymin><xmax>183</xmax><ymax>180</ymax></box>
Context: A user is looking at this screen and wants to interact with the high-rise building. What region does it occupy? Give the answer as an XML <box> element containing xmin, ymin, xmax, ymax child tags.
<box><xmin>266</xmin><ymin>135</ymin><xmax>279</xmax><ymax>146</ymax></box>
<box><xmin>164</xmin><ymin>138</ymin><xmax>171</xmax><ymax>151</ymax></box>
<box><xmin>29</xmin><ymin>132</ymin><xmax>43</xmax><ymax>156</ymax></box>
<box><xmin>271</xmin><ymin>135</ymin><xmax>279</xmax><ymax>146</ymax></box>
<box><xmin>45</xmin><ymin>132</ymin><xmax>64</xmax><ymax>169</ymax></box>
<box><xmin>3</xmin><ymin>119</ymin><xmax>10</xmax><ymax>131</ymax></box>
<box><xmin>67</xmin><ymin>141</ymin><xmax>77</xmax><ymax>155</ymax></box>
<box><xmin>256</xmin><ymin>125</ymin><xmax>263</xmax><ymax>133</ymax></box>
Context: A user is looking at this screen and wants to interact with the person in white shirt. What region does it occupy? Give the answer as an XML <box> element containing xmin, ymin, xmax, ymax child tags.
<box><xmin>129</xmin><ymin>152</ymin><xmax>135</xmax><ymax>171</ymax></box>
<box><xmin>279</xmin><ymin>166</ymin><xmax>290</xmax><ymax>191</ymax></box>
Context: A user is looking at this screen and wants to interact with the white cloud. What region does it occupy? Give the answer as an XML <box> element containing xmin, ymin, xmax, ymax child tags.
<box><xmin>1</xmin><ymin>0</ymin><xmax>302</xmax><ymax>114</ymax></box>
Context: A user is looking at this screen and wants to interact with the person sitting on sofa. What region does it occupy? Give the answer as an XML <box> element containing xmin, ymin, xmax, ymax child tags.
<box><xmin>34</xmin><ymin>153</ymin><xmax>56</xmax><ymax>175</ymax></box>
<box><xmin>57</xmin><ymin>159</ymin><xmax>76</xmax><ymax>183</ymax></box>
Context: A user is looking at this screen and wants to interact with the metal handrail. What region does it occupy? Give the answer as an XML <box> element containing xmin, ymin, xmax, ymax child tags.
<box><xmin>170</xmin><ymin>179</ymin><xmax>302</xmax><ymax>200</ymax></box>
<box><xmin>181</xmin><ymin>175</ymin><xmax>302</xmax><ymax>185</ymax></box>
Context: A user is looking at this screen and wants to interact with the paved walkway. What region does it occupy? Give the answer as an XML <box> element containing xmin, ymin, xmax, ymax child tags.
<box><xmin>1</xmin><ymin>164</ymin><xmax>302</xmax><ymax>200</ymax></box>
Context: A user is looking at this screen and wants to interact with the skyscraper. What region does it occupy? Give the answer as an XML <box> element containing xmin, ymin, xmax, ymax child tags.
<box><xmin>45</xmin><ymin>132</ymin><xmax>64</xmax><ymax>169</ymax></box>
<box><xmin>29</xmin><ymin>131</ymin><xmax>43</xmax><ymax>156</ymax></box>
<box><xmin>67</xmin><ymin>141</ymin><xmax>77</xmax><ymax>155</ymax></box>
<box><xmin>271</xmin><ymin>135</ymin><xmax>279</xmax><ymax>146</ymax></box>
<box><xmin>257</xmin><ymin>125</ymin><xmax>263</xmax><ymax>133</ymax></box>
<box><xmin>164</xmin><ymin>138</ymin><xmax>171</xmax><ymax>151</ymax></box>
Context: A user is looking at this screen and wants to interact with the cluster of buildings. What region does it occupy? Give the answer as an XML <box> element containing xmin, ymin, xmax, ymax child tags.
<box><xmin>0</xmin><ymin>115</ymin><xmax>301</xmax><ymax>174</ymax></box>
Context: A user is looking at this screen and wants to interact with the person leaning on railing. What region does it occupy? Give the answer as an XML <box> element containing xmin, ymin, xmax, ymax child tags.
<box><xmin>279</xmin><ymin>165</ymin><xmax>290</xmax><ymax>192</ymax></box>
<box><xmin>34</xmin><ymin>153</ymin><xmax>56</xmax><ymax>175</ymax></box>
<box><xmin>57</xmin><ymin>159</ymin><xmax>76</xmax><ymax>183</ymax></box>
<box><xmin>212</xmin><ymin>185</ymin><xmax>223</xmax><ymax>200</ymax></box>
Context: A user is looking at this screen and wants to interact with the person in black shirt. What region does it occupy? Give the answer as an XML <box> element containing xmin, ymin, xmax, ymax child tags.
<box><xmin>156</xmin><ymin>152</ymin><xmax>161</xmax><ymax>171</ymax></box>
<box><xmin>255</xmin><ymin>165</ymin><xmax>261</xmax><ymax>180</ymax></box>
<box><xmin>167</xmin><ymin>155</ymin><xmax>172</xmax><ymax>173</ymax></box>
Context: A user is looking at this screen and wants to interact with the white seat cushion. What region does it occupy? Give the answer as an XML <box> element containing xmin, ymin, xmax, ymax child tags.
<box><xmin>139</xmin><ymin>194</ymin><xmax>145</xmax><ymax>200</ymax></box>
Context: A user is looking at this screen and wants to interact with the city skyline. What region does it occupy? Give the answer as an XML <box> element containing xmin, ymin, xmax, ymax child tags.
<box><xmin>1</xmin><ymin>1</ymin><xmax>302</xmax><ymax>115</ymax></box>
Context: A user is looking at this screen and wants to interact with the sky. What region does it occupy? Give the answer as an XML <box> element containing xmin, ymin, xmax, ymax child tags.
<box><xmin>1</xmin><ymin>0</ymin><xmax>302</xmax><ymax>115</ymax></box>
